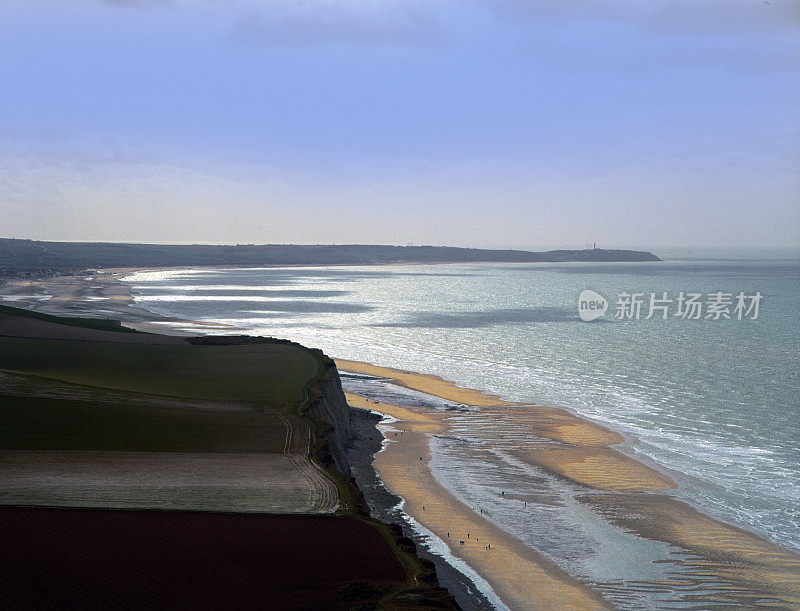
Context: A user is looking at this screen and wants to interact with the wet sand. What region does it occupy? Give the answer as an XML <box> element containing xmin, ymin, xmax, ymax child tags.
<box><xmin>582</xmin><ymin>493</ymin><xmax>800</xmax><ymax>607</ymax></box>
<box><xmin>339</xmin><ymin>360</ymin><xmax>800</xmax><ymax>609</ymax></box>
<box><xmin>337</xmin><ymin>359</ymin><xmax>676</xmax><ymax>493</ymax></box>
<box><xmin>346</xmin><ymin>393</ymin><xmax>610</xmax><ymax>610</ymax></box>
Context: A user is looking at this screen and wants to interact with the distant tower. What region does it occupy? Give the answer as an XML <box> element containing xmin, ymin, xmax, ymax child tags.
<box><xmin>593</xmin><ymin>243</ymin><xmax>596</xmax><ymax>250</ymax></box>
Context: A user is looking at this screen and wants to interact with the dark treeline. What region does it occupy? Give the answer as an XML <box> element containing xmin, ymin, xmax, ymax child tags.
<box><xmin>0</xmin><ymin>238</ymin><xmax>660</xmax><ymax>272</ymax></box>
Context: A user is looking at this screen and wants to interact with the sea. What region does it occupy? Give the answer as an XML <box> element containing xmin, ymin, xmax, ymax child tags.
<box><xmin>120</xmin><ymin>253</ymin><xmax>799</xmax><ymax>607</ymax></box>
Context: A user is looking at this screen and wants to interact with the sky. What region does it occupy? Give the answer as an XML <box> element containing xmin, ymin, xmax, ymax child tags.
<box><xmin>0</xmin><ymin>0</ymin><xmax>798</xmax><ymax>250</ymax></box>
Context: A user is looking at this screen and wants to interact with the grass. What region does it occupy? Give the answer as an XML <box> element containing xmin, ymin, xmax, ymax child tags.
<box><xmin>0</xmin><ymin>394</ymin><xmax>290</xmax><ymax>453</ymax></box>
<box><xmin>0</xmin><ymin>336</ymin><xmax>322</xmax><ymax>405</ymax></box>
<box><xmin>0</xmin><ymin>303</ymin><xmax>139</xmax><ymax>333</ymax></box>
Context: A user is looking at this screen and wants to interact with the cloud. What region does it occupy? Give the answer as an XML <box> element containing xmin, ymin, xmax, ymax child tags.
<box><xmin>226</xmin><ymin>0</ymin><xmax>445</xmax><ymax>47</ymax></box>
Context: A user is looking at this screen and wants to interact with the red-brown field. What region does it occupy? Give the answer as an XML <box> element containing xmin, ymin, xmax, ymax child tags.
<box><xmin>0</xmin><ymin>507</ymin><xmax>407</xmax><ymax>610</ymax></box>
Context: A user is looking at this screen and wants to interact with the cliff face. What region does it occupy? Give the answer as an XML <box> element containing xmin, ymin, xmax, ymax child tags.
<box><xmin>308</xmin><ymin>366</ymin><xmax>354</xmax><ymax>475</ymax></box>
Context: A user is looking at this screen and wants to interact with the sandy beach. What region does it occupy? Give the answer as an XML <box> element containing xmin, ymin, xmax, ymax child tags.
<box><xmin>339</xmin><ymin>360</ymin><xmax>800</xmax><ymax>609</ymax></box>
<box><xmin>346</xmin><ymin>392</ymin><xmax>610</xmax><ymax>610</ymax></box>
<box><xmin>337</xmin><ymin>359</ymin><xmax>678</xmax><ymax>492</ymax></box>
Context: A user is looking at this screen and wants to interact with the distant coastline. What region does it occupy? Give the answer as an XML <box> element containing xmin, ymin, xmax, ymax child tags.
<box><xmin>0</xmin><ymin>238</ymin><xmax>660</xmax><ymax>274</ymax></box>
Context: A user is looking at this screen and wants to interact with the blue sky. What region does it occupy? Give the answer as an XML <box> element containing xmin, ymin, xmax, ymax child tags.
<box><xmin>1</xmin><ymin>0</ymin><xmax>798</xmax><ymax>249</ymax></box>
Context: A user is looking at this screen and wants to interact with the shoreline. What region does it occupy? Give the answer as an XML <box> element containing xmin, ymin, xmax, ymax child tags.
<box><xmin>344</xmin><ymin>391</ymin><xmax>610</xmax><ymax>610</ymax></box>
<box><xmin>338</xmin><ymin>361</ymin><xmax>800</xmax><ymax>608</ymax></box>
<box><xmin>3</xmin><ymin>269</ymin><xmax>800</xmax><ymax>608</ymax></box>
<box><xmin>335</xmin><ymin>360</ymin><xmax>678</xmax><ymax>494</ymax></box>
<box><xmin>344</xmin><ymin>406</ymin><xmax>499</xmax><ymax>610</ymax></box>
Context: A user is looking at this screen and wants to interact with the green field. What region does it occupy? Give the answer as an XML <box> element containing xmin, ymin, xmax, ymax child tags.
<box><xmin>0</xmin><ymin>336</ymin><xmax>322</xmax><ymax>405</ymax></box>
<box><xmin>0</xmin><ymin>369</ymin><xmax>338</xmax><ymax>513</ymax></box>
<box><xmin>0</xmin><ymin>308</ymin><xmax>456</xmax><ymax>606</ymax></box>
<box><xmin>0</xmin><ymin>307</ymin><xmax>341</xmax><ymax>513</ymax></box>
<box><xmin>0</xmin><ymin>394</ymin><xmax>290</xmax><ymax>453</ymax></box>
<box><xmin>0</xmin><ymin>303</ymin><xmax>139</xmax><ymax>333</ymax></box>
